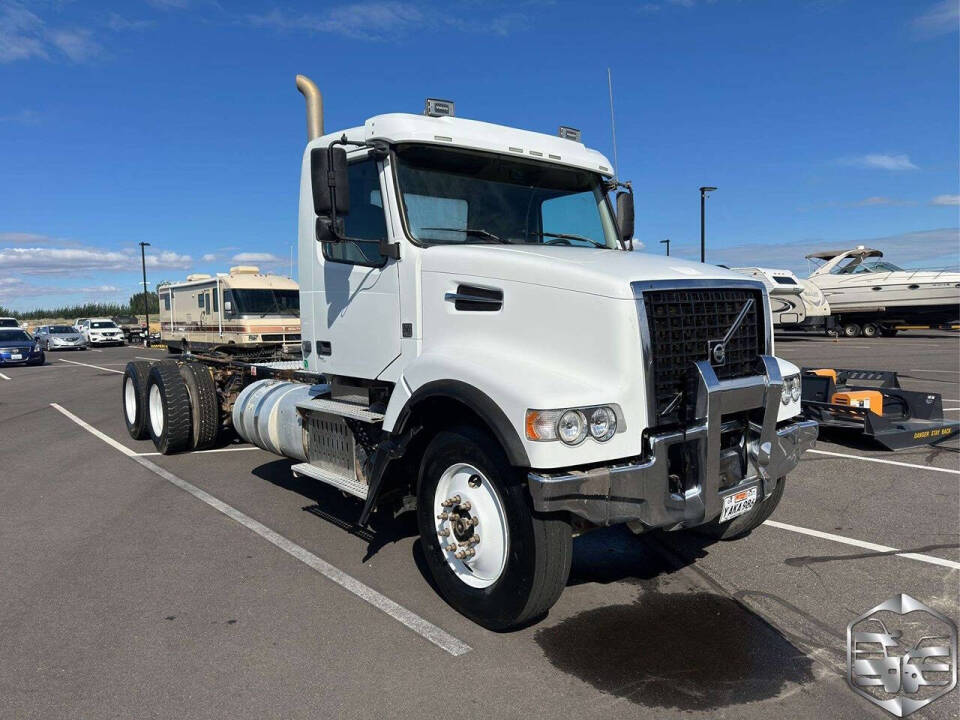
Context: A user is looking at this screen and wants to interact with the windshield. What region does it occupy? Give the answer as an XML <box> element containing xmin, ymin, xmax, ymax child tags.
<box><xmin>90</xmin><ymin>321</ymin><xmax>117</xmax><ymax>329</ymax></box>
<box><xmin>0</xmin><ymin>319</ymin><xmax>19</xmax><ymax>327</ymax></box>
<box><xmin>224</xmin><ymin>289</ymin><xmax>300</xmax><ymax>317</ymax></box>
<box><xmin>51</xmin><ymin>325</ymin><xmax>75</xmax><ymax>333</ymax></box>
<box><xmin>394</xmin><ymin>145</ymin><xmax>620</xmax><ymax>249</ymax></box>
<box><xmin>831</xmin><ymin>257</ymin><xmax>904</xmax><ymax>275</ymax></box>
<box><xmin>113</xmin><ymin>316</ymin><xmax>138</xmax><ymax>325</ymax></box>
<box><xmin>0</xmin><ymin>329</ymin><xmax>30</xmax><ymax>342</ymax></box>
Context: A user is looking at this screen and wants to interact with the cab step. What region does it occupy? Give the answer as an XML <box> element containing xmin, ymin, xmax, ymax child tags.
<box><xmin>296</xmin><ymin>396</ymin><xmax>384</xmax><ymax>423</ymax></box>
<box><xmin>291</xmin><ymin>462</ymin><xmax>369</xmax><ymax>499</ymax></box>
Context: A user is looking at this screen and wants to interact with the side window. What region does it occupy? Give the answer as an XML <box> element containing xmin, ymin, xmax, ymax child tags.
<box><xmin>323</xmin><ymin>157</ymin><xmax>388</xmax><ymax>267</ymax></box>
<box><xmin>197</xmin><ymin>293</ymin><xmax>204</xmax><ymax>309</ymax></box>
<box><xmin>205</xmin><ymin>292</ymin><xmax>211</xmax><ymax>312</ymax></box>
<box><xmin>162</xmin><ymin>294</ymin><xmax>170</xmax><ymax>311</ymax></box>
<box><xmin>212</xmin><ymin>288</ymin><xmax>218</xmax><ymax>313</ymax></box>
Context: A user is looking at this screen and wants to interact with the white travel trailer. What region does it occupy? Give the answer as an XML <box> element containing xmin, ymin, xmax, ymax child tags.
<box><xmin>158</xmin><ymin>266</ymin><xmax>300</xmax><ymax>354</ymax></box>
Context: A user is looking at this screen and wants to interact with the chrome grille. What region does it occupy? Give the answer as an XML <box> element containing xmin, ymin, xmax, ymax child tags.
<box><xmin>641</xmin><ymin>287</ymin><xmax>765</xmax><ymax>426</ymax></box>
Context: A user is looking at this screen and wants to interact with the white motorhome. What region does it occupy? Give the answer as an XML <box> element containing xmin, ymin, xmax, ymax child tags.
<box><xmin>121</xmin><ymin>76</ymin><xmax>817</xmax><ymax>630</ymax></box>
<box><xmin>158</xmin><ymin>266</ymin><xmax>300</xmax><ymax>353</ymax></box>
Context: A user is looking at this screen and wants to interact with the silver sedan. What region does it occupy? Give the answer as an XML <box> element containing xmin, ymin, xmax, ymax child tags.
<box><xmin>35</xmin><ymin>325</ymin><xmax>88</xmax><ymax>351</ymax></box>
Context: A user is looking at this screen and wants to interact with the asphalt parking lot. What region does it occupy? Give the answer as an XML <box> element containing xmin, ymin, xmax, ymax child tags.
<box><xmin>2</xmin><ymin>334</ymin><xmax>958</xmax><ymax>719</ymax></box>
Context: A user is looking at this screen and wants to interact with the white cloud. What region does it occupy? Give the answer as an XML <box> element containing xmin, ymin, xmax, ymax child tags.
<box><xmin>839</xmin><ymin>153</ymin><xmax>918</xmax><ymax>171</ymax></box>
<box><xmin>0</xmin><ymin>246</ymin><xmax>192</xmax><ymax>274</ymax></box>
<box><xmin>248</xmin><ymin>2</ymin><xmax>527</xmax><ymax>40</ymax></box>
<box><xmin>0</xmin><ymin>108</ymin><xmax>41</xmax><ymax>125</ymax></box>
<box><xmin>201</xmin><ymin>253</ymin><xmax>218</xmax><ymax>262</ymax></box>
<box><xmin>931</xmin><ymin>194</ymin><xmax>960</xmax><ymax>206</ymax></box>
<box><xmin>0</xmin><ymin>2</ymin><xmax>102</xmax><ymax>64</ymax></box>
<box><xmin>146</xmin><ymin>0</ymin><xmax>191</xmax><ymax>8</ymax></box>
<box><xmin>850</xmin><ymin>196</ymin><xmax>916</xmax><ymax>207</ymax></box>
<box><xmin>232</xmin><ymin>252</ymin><xmax>281</xmax><ymax>264</ymax></box>
<box><xmin>0</xmin><ymin>276</ymin><xmax>124</xmax><ymax>301</ymax></box>
<box><xmin>106</xmin><ymin>14</ymin><xmax>154</xmax><ymax>32</ymax></box>
<box><xmin>913</xmin><ymin>1</ymin><xmax>959</xmax><ymax>37</ymax></box>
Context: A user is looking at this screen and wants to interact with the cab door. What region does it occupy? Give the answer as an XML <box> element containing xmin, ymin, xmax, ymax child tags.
<box><xmin>309</xmin><ymin>154</ymin><xmax>401</xmax><ymax>379</ymax></box>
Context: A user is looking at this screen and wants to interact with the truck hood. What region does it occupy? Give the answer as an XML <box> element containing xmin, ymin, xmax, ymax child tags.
<box><xmin>420</xmin><ymin>245</ymin><xmax>757</xmax><ymax>299</ymax></box>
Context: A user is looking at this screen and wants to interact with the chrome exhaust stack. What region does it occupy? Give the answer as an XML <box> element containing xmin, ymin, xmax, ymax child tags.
<box><xmin>295</xmin><ymin>74</ymin><xmax>323</xmax><ymax>141</ymax></box>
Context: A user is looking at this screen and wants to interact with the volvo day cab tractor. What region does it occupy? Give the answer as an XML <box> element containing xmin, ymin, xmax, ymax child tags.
<box><xmin>120</xmin><ymin>76</ymin><xmax>817</xmax><ymax>630</ymax></box>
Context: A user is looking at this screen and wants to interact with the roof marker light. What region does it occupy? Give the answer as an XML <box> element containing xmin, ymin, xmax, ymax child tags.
<box><xmin>425</xmin><ymin>99</ymin><xmax>455</xmax><ymax>117</ymax></box>
<box><xmin>558</xmin><ymin>126</ymin><xmax>581</xmax><ymax>142</ymax></box>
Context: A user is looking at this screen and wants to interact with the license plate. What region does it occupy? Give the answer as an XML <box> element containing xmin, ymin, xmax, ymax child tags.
<box><xmin>720</xmin><ymin>486</ymin><xmax>758</xmax><ymax>523</ymax></box>
<box><xmin>10</xmin><ymin>353</ymin><xmax>22</xmax><ymax>360</ymax></box>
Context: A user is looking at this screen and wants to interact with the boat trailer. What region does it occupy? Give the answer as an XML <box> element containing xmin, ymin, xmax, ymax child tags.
<box><xmin>800</xmin><ymin>367</ymin><xmax>959</xmax><ymax>450</ymax></box>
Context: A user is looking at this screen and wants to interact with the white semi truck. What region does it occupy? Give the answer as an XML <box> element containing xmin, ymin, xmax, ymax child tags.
<box><xmin>119</xmin><ymin>76</ymin><xmax>817</xmax><ymax>629</ymax></box>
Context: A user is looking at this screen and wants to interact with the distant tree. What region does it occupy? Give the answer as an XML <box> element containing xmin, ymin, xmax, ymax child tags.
<box><xmin>129</xmin><ymin>291</ymin><xmax>159</xmax><ymax>315</ymax></box>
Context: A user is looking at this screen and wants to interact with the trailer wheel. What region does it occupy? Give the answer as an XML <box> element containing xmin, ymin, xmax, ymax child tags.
<box><xmin>147</xmin><ymin>362</ymin><xmax>192</xmax><ymax>455</ymax></box>
<box><xmin>179</xmin><ymin>362</ymin><xmax>220</xmax><ymax>450</ymax></box>
<box><xmin>861</xmin><ymin>323</ymin><xmax>879</xmax><ymax>338</ymax></box>
<box><xmin>694</xmin><ymin>477</ymin><xmax>786</xmax><ymax>541</ymax></box>
<box><xmin>417</xmin><ymin>425</ymin><xmax>572</xmax><ymax>630</ymax></box>
<box><xmin>842</xmin><ymin>322</ymin><xmax>862</xmax><ymax>338</ymax></box>
<box><xmin>122</xmin><ymin>360</ymin><xmax>153</xmax><ymax>440</ymax></box>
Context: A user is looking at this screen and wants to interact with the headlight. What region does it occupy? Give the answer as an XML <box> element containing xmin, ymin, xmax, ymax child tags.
<box><xmin>248</xmin><ymin>334</ymin><xmax>259</xmax><ymax>341</ymax></box>
<box><xmin>782</xmin><ymin>374</ymin><xmax>801</xmax><ymax>404</ymax></box>
<box><xmin>526</xmin><ymin>405</ymin><xmax>620</xmax><ymax>445</ymax></box>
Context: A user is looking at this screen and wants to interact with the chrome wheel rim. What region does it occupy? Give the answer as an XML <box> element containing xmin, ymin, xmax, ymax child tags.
<box><xmin>434</xmin><ymin>463</ymin><xmax>508</xmax><ymax>589</ymax></box>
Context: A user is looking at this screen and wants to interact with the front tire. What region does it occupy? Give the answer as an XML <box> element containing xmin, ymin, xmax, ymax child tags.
<box><xmin>147</xmin><ymin>362</ymin><xmax>192</xmax><ymax>454</ymax></box>
<box><xmin>417</xmin><ymin>425</ymin><xmax>572</xmax><ymax>630</ymax></box>
<box><xmin>694</xmin><ymin>477</ymin><xmax>786</xmax><ymax>541</ymax></box>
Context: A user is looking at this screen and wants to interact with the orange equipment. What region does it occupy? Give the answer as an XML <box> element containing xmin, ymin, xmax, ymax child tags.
<box><xmin>831</xmin><ymin>390</ymin><xmax>883</xmax><ymax>416</ymax></box>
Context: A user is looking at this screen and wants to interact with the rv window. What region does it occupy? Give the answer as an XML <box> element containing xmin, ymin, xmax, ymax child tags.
<box><xmin>322</xmin><ymin>157</ymin><xmax>388</xmax><ymax>267</ymax></box>
<box><xmin>772</xmin><ymin>276</ymin><xmax>797</xmax><ymax>285</ymax></box>
<box><xmin>205</xmin><ymin>292</ymin><xmax>211</xmax><ymax>312</ymax></box>
<box><xmin>163</xmin><ymin>295</ymin><xmax>170</xmax><ymax>311</ymax></box>
<box><xmin>212</xmin><ymin>287</ymin><xmax>218</xmax><ymax>312</ymax></box>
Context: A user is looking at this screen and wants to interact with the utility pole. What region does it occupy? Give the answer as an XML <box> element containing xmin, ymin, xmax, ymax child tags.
<box><xmin>699</xmin><ymin>186</ymin><xmax>717</xmax><ymax>263</ymax></box>
<box><xmin>659</xmin><ymin>238</ymin><xmax>671</xmax><ymax>256</ymax></box>
<box><xmin>139</xmin><ymin>242</ymin><xmax>151</xmax><ymax>346</ymax></box>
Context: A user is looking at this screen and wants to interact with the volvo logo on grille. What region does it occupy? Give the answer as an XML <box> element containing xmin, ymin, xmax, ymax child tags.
<box><xmin>711</xmin><ymin>342</ymin><xmax>726</xmax><ymax>366</ymax></box>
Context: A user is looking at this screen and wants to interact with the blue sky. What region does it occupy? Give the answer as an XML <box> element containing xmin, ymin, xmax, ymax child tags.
<box><xmin>1</xmin><ymin>0</ymin><xmax>958</xmax><ymax>310</ymax></box>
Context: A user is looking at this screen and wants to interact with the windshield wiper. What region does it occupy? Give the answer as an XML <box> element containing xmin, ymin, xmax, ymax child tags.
<box><xmin>420</xmin><ymin>227</ymin><xmax>511</xmax><ymax>244</ymax></box>
<box><xmin>529</xmin><ymin>231</ymin><xmax>605</xmax><ymax>248</ymax></box>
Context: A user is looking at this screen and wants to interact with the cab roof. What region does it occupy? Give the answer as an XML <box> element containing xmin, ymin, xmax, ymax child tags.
<box><xmin>310</xmin><ymin>113</ymin><xmax>615</xmax><ymax>177</ymax></box>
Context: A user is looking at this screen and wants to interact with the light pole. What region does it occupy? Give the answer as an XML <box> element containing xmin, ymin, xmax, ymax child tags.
<box><xmin>659</xmin><ymin>238</ymin><xmax>671</xmax><ymax>256</ymax></box>
<box><xmin>699</xmin><ymin>186</ymin><xmax>717</xmax><ymax>263</ymax></box>
<box><xmin>139</xmin><ymin>242</ymin><xmax>151</xmax><ymax>346</ymax></box>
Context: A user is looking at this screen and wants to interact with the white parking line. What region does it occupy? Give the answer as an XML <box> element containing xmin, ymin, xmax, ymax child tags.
<box><xmin>135</xmin><ymin>356</ymin><xmax>160</xmax><ymax>362</ymax></box>
<box><xmin>137</xmin><ymin>446</ymin><xmax>260</xmax><ymax>457</ymax></box>
<box><xmin>944</xmin><ymin>407</ymin><xmax>959</xmax><ymax>412</ymax></box>
<box><xmin>49</xmin><ymin>403</ymin><xmax>471</xmax><ymax>657</ymax></box>
<box><xmin>808</xmin><ymin>448</ymin><xmax>959</xmax><ymax>475</ymax></box>
<box><xmin>910</xmin><ymin>369</ymin><xmax>960</xmax><ymax>374</ymax></box>
<box><xmin>59</xmin><ymin>358</ymin><xmax>123</xmax><ymax>374</ymax></box>
<box><xmin>0</xmin><ymin>371</ymin><xmax>10</xmax><ymax>381</ymax></box>
<box><xmin>764</xmin><ymin>520</ymin><xmax>960</xmax><ymax>571</ymax></box>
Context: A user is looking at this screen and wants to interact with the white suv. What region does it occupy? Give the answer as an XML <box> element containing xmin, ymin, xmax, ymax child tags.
<box><xmin>80</xmin><ymin>318</ymin><xmax>125</xmax><ymax>346</ymax></box>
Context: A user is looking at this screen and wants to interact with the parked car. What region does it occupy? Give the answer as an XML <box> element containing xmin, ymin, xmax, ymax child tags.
<box><xmin>0</xmin><ymin>317</ymin><xmax>21</xmax><ymax>328</ymax></box>
<box><xmin>0</xmin><ymin>328</ymin><xmax>44</xmax><ymax>366</ymax></box>
<box><xmin>79</xmin><ymin>318</ymin><xmax>125</xmax><ymax>346</ymax></box>
<box><xmin>73</xmin><ymin>318</ymin><xmax>89</xmax><ymax>331</ymax></box>
<box><xmin>35</xmin><ymin>324</ymin><xmax>88</xmax><ymax>351</ymax></box>
<box><xmin>111</xmin><ymin>315</ymin><xmax>147</xmax><ymax>344</ymax></box>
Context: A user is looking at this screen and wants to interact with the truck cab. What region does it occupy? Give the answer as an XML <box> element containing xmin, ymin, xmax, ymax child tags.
<box><xmin>123</xmin><ymin>76</ymin><xmax>817</xmax><ymax>630</ymax></box>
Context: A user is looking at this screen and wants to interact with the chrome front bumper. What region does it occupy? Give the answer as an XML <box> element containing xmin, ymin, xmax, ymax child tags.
<box><xmin>528</xmin><ymin>356</ymin><xmax>818</xmax><ymax>529</ymax></box>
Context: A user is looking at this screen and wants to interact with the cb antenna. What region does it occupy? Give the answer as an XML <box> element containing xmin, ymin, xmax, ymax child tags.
<box><xmin>607</xmin><ymin>67</ymin><xmax>619</xmax><ymax>179</ymax></box>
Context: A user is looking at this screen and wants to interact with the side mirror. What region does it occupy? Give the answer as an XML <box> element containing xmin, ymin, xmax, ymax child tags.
<box><xmin>310</xmin><ymin>146</ymin><xmax>349</xmax><ymax>221</ymax></box>
<box><xmin>223</xmin><ymin>301</ymin><xmax>232</xmax><ymax>313</ymax></box>
<box><xmin>616</xmin><ymin>190</ymin><xmax>634</xmax><ymax>243</ymax></box>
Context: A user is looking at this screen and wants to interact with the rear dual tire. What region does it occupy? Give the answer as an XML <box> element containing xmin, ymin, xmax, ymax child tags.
<box><xmin>147</xmin><ymin>362</ymin><xmax>193</xmax><ymax>455</ymax></box>
<box><xmin>178</xmin><ymin>362</ymin><xmax>220</xmax><ymax>450</ymax></box>
<box><xmin>417</xmin><ymin>425</ymin><xmax>572</xmax><ymax>631</ymax></box>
